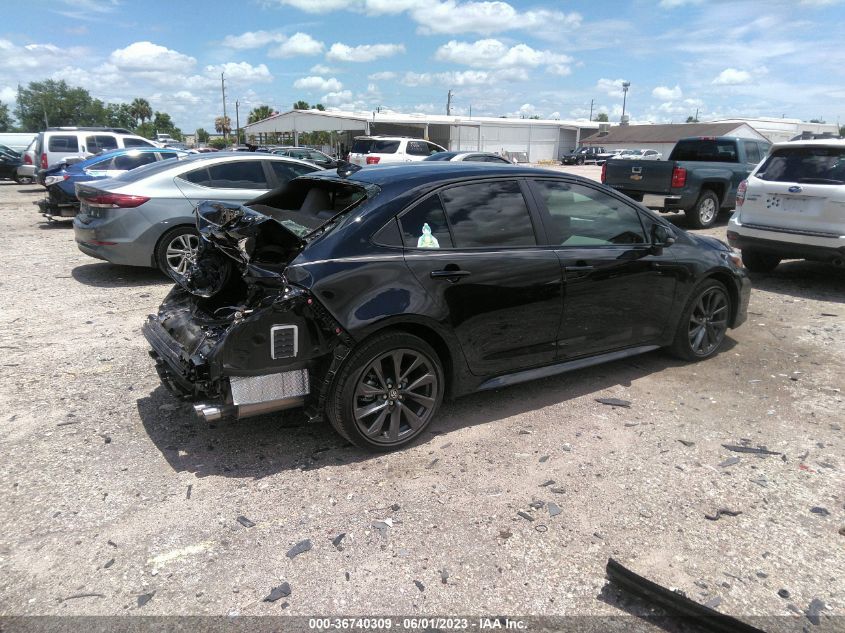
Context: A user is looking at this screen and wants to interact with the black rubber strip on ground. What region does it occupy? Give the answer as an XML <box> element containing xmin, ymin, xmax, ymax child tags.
<box><xmin>605</xmin><ymin>558</ymin><xmax>768</xmax><ymax>633</ymax></box>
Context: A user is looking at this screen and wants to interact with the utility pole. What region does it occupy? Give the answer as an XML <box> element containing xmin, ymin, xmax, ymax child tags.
<box><xmin>621</xmin><ymin>81</ymin><xmax>631</xmax><ymax>123</ymax></box>
<box><xmin>446</xmin><ymin>90</ymin><xmax>453</xmax><ymax>116</ymax></box>
<box><xmin>694</xmin><ymin>107</ymin><xmax>699</xmax><ymax>123</ymax></box>
<box><xmin>235</xmin><ymin>100</ymin><xmax>240</xmax><ymax>147</ymax></box>
<box><xmin>221</xmin><ymin>73</ymin><xmax>228</xmax><ymax>146</ymax></box>
<box><xmin>589</xmin><ymin>99</ymin><xmax>594</xmax><ymax>121</ymax></box>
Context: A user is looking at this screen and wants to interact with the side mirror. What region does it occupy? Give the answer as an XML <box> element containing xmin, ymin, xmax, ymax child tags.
<box><xmin>652</xmin><ymin>224</ymin><xmax>676</xmax><ymax>248</ymax></box>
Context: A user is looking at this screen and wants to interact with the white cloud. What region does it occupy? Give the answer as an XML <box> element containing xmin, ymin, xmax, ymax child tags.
<box><xmin>269</xmin><ymin>32</ymin><xmax>324</xmax><ymax>58</ymax></box>
<box><xmin>206</xmin><ymin>62</ymin><xmax>273</xmax><ymax>84</ymax></box>
<box><xmin>434</xmin><ymin>39</ymin><xmax>572</xmax><ymax>74</ymax></box>
<box><xmin>368</xmin><ymin>71</ymin><xmax>397</xmax><ymax>81</ymax></box>
<box><xmin>410</xmin><ymin>1</ymin><xmax>581</xmax><ymax>36</ymax></box>
<box><xmin>311</xmin><ymin>63</ymin><xmax>337</xmax><ymax>74</ymax></box>
<box><xmin>221</xmin><ymin>30</ymin><xmax>285</xmax><ymax>49</ymax></box>
<box><xmin>712</xmin><ymin>68</ymin><xmax>752</xmax><ymax>85</ymax></box>
<box><xmin>659</xmin><ymin>0</ymin><xmax>703</xmax><ymax>7</ymax></box>
<box><xmin>400</xmin><ymin>70</ymin><xmax>493</xmax><ymax>86</ymax></box>
<box><xmin>294</xmin><ymin>75</ymin><xmax>343</xmax><ymax>92</ymax></box>
<box><xmin>321</xmin><ymin>89</ymin><xmax>353</xmax><ymax>105</ymax></box>
<box><xmin>596</xmin><ymin>78</ymin><xmax>630</xmax><ymax>96</ymax></box>
<box><xmin>109</xmin><ymin>41</ymin><xmax>196</xmax><ymax>73</ymax></box>
<box><xmin>271</xmin><ymin>0</ymin><xmax>354</xmax><ymax>12</ymax></box>
<box><xmin>326</xmin><ymin>42</ymin><xmax>405</xmax><ymax>62</ymax></box>
<box><xmin>652</xmin><ymin>84</ymin><xmax>682</xmax><ymax>100</ymax></box>
<box><xmin>0</xmin><ymin>39</ymin><xmax>88</xmax><ymax>72</ymax></box>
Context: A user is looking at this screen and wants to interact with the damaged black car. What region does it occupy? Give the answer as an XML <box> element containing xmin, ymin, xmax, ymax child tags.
<box><xmin>143</xmin><ymin>162</ymin><xmax>750</xmax><ymax>451</ymax></box>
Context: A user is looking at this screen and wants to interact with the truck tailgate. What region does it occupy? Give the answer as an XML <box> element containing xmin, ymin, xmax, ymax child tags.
<box><xmin>604</xmin><ymin>159</ymin><xmax>676</xmax><ymax>195</ymax></box>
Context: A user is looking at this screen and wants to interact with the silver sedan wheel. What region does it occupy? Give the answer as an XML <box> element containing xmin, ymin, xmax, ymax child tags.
<box><xmin>165</xmin><ymin>233</ymin><xmax>199</xmax><ymax>275</ymax></box>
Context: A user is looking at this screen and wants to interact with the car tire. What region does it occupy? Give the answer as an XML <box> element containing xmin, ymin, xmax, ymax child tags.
<box><xmin>686</xmin><ymin>190</ymin><xmax>720</xmax><ymax>229</ymax></box>
<box><xmin>15</xmin><ymin>175</ymin><xmax>34</xmax><ymax>185</ymax></box>
<box><xmin>668</xmin><ymin>279</ymin><xmax>732</xmax><ymax>361</ymax></box>
<box><xmin>154</xmin><ymin>226</ymin><xmax>200</xmax><ymax>276</ymax></box>
<box><xmin>327</xmin><ymin>331</ymin><xmax>445</xmax><ymax>451</ymax></box>
<box><xmin>576</xmin><ymin>157</ymin><xmax>585</xmax><ymax>165</ymax></box>
<box><xmin>741</xmin><ymin>249</ymin><xmax>781</xmax><ymax>273</ymax></box>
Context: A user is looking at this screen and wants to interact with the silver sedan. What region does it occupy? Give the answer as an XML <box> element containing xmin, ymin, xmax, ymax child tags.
<box><xmin>72</xmin><ymin>152</ymin><xmax>321</xmax><ymax>274</ymax></box>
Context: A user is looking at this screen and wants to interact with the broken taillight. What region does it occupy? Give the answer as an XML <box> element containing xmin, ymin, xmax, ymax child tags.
<box><xmin>82</xmin><ymin>193</ymin><xmax>150</xmax><ymax>208</ymax></box>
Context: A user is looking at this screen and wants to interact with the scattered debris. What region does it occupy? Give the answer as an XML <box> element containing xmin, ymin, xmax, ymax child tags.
<box><xmin>518</xmin><ymin>429</ymin><xmax>532</xmax><ymax>435</ymax></box>
<box><xmin>186</xmin><ymin>485</ymin><xmax>192</xmax><ymax>500</ymax></box>
<box><xmin>237</xmin><ymin>515</ymin><xmax>256</xmax><ymax>528</ymax></box>
<box><xmin>596</xmin><ymin>397</ymin><xmax>631</xmax><ymax>408</ymax></box>
<box><xmin>749</xmin><ymin>477</ymin><xmax>768</xmax><ymax>488</ymax></box>
<box><xmin>593</xmin><ymin>532</ymin><xmax>604</xmax><ymax>540</ymax></box>
<box><xmin>605</xmin><ymin>558</ymin><xmax>767</xmax><ymax>633</ymax></box>
<box><xmin>103</xmin><ymin>558</ymin><xmax>115</xmax><ymax>569</ymax></box>
<box><xmin>778</xmin><ymin>589</ymin><xmax>791</xmax><ymax>599</ymax></box>
<box><xmin>704</xmin><ymin>596</ymin><xmax>722</xmax><ymax>609</ymax></box>
<box><xmin>499</xmin><ymin>529</ymin><xmax>513</xmax><ymax>539</ymax></box>
<box><xmin>534</xmin><ymin>524</ymin><xmax>548</xmax><ymax>533</ymax></box>
<box><xmin>839</xmin><ymin>526</ymin><xmax>845</xmax><ymax>537</ymax></box>
<box><xmin>705</xmin><ymin>508</ymin><xmax>743</xmax><ymax>521</ymax></box>
<box><xmin>539</xmin><ymin>455</ymin><xmax>549</xmax><ymax>463</ymax></box>
<box><xmin>806</xmin><ymin>598</ymin><xmax>826</xmax><ymax>626</ymax></box>
<box><xmin>56</xmin><ymin>420</ymin><xmax>81</xmax><ymax>427</ymax></box>
<box><xmin>263</xmin><ymin>582</ymin><xmax>291</xmax><ymax>602</ymax></box>
<box><xmin>391</xmin><ymin>503</ymin><xmax>401</xmax><ymax>511</ymax></box>
<box><xmin>798</xmin><ymin>450</ymin><xmax>810</xmax><ymax>461</ymax></box>
<box><xmin>414</xmin><ymin>580</ymin><xmax>425</xmax><ymax>592</ymax></box>
<box><xmin>719</xmin><ymin>456</ymin><xmax>741</xmax><ymax>468</ymax></box>
<box><xmin>549</xmin><ymin>487</ymin><xmax>566</xmax><ymax>494</ymax></box>
<box><xmin>548</xmin><ymin>502</ymin><xmax>562</xmax><ymax>518</ymax></box>
<box><xmin>562</xmin><ymin>443</ymin><xmax>572</xmax><ymax>452</ymax></box>
<box><xmin>540</xmin><ymin>480</ymin><xmax>555</xmax><ymax>487</ymax></box>
<box><xmin>345</xmin><ymin>572</ymin><xmax>350</xmax><ymax>581</ymax></box>
<box><xmin>426</xmin><ymin>458</ymin><xmax>439</xmax><ymax>469</ymax></box>
<box><xmin>517</xmin><ymin>511</ymin><xmax>534</xmax><ymax>522</ymax></box>
<box><xmin>61</xmin><ymin>592</ymin><xmax>105</xmax><ymax>601</ymax></box>
<box><xmin>677</xmin><ymin>439</ymin><xmax>695</xmax><ymax>447</ymax></box>
<box><xmin>286</xmin><ymin>539</ymin><xmax>312</xmax><ymax>559</ymax></box>
<box><xmin>529</xmin><ymin>500</ymin><xmax>545</xmax><ymax>509</ymax></box>
<box><xmin>373</xmin><ymin>519</ymin><xmax>393</xmax><ymax>535</ymax></box>
<box><xmin>721</xmin><ymin>444</ymin><xmax>781</xmax><ymax>456</ymax></box>
<box><xmin>810</xmin><ymin>507</ymin><xmax>830</xmax><ymax>517</ymax></box>
<box><xmin>440</xmin><ymin>569</ymin><xmax>449</xmax><ymax>584</ymax></box>
<box><xmin>107</xmin><ymin>540</ymin><xmax>117</xmax><ymax>548</ymax></box>
<box><xmin>332</xmin><ymin>533</ymin><xmax>346</xmax><ymax>549</ymax></box>
<box><xmin>137</xmin><ymin>592</ymin><xmax>155</xmax><ymax>607</ymax></box>
<box><xmin>756</xmin><ymin>571</ymin><xmax>768</xmax><ymax>579</ymax></box>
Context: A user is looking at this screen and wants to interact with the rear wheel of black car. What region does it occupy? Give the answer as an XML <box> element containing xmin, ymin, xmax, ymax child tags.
<box><xmin>741</xmin><ymin>249</ymin><xmax>781</xmax><ymax>273</ymax></box>
<box><xmin>155</xmin><ymin>226</ymin><xmax>200</xmax><ymax>276</ymax></box>
<box><xmin>686</xmin><ymin>190</ymin><xmax>720</xmax><ymax>229</ymax></box>
<box><xmin>669</xmin><ymin>279</ymin><xmax>731</xmax><ymax>361</ymax></box>
<box><xmin>576</xmin><ymin>156</ymin><xmax>585</xmax><ymax>165</ymax></box>
<box><xmin>327</xmin><ymin>331</ymin><xmax>444</xmax><ymax>451</ymax></box>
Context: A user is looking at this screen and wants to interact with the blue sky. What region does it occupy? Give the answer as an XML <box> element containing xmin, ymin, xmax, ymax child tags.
<box><xmin>3</xmin><ymin>0</ymin><xmax>844</xmax><ymax>132</ymax></box>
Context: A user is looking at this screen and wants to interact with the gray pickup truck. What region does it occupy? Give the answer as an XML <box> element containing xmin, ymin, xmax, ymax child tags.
<box><xmin>602</xmin><ymin>136</ymin><xmax>771</xmax><ymax>228</ymax></box>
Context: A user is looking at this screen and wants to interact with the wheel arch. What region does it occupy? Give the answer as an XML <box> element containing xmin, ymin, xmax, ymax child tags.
<box><xmin>703</xmin><ymin>270</ymin><xmax>740</xmax><ymax>327</ymax></box>
<box><xmin>699</xmin><ymin>181</ymin><xmax>727</xmax><ymax>206</ymax></box>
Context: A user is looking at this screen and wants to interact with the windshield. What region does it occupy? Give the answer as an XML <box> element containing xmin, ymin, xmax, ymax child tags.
<box><xmin>756</xmin><ymin>146</ymin><xmax>845</xmax><ymax>184</ymax></box>
<box><xmin>351</xmin><ymin>139</ymin><xmax>400</xmax><ymax>154</ymax></box>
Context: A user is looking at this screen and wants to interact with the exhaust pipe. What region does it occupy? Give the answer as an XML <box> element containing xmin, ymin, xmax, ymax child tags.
<box><xmin>193</xmin><ymin>397</ymin><xmax>305</xmax><ymax>422</ymax></box>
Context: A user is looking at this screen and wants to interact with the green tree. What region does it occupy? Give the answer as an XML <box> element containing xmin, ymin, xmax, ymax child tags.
<box><xmin>293</xmin><ymin>100</ymin><xmax>310</xmax><ymax>110</ymax></box>
<box><xmin>130</xmin><ymin>98</ymin><xmax>152</xmax><ymax>126</ymax></box>
<box><xmin>196</xmin><ymin>128</ymin><xmax>210</xmax><ymax>143</ymax></box>
<box><xmin>208</xmin><ymin>137</ymin><xmax>228</xmax><ymax>149</ymax></box>
<box><xmin>152</xmin><ymin>111</ymin><xmax>182</xmax><ymax>140</ymax></box>
<box><xmin>0</xmin><ymin>101</ymin><xmax>12</xmax><ymax>132</ymax></box>
<box><xmin>17</xmin><ymin>80</ymin><xmax>99</xmax><ymax>130</ymax></box>
<box><xmin>686</xmin><ymin>115</ymin><xmax>699</xmax><ymax>123</ymax></box>
<box><xmin>315</xmin><ymin>103</ymin><xmax>325</xmax><ymax>111</ymax></box>
<box><xmin>248</xmin><ymin>105</ymin><xmax>274</xmax><ymax>124</ymax></box>
<box><xmin>214</xmin><ymin>115</ymin><xmax>231</xmax><ymax>135</ymax></box>
<box><xmin>105</xmin><ymin>103</ymin><xmax>136</xmax><ymax>129</ymax></box>
<box><xmin>809</xmin><ymin>118</ymin><xmax>825</xmax><ymax>124</ymax></box>
<box><xmin>595</xmin><ymin>112</ymin><xmax>609</xmax><ymax>122</ymax></box>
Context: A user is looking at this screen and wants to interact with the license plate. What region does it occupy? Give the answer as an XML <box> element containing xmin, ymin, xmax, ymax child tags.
<box><xmin>782</xmin><ymin>195</ymin><xmax>819</xmax><ymax>216</ymax></box>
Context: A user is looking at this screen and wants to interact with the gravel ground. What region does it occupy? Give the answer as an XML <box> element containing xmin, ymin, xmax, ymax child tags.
<box><xmin>0</xmin><ymin>172</ymin><xmax>843</xmax><ymax>630</ymax></box>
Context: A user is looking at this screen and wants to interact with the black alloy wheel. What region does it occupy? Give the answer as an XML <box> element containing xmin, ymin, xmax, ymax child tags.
<box><xmin>328</xmin><ymin>332</ymin><xmax>444</xmax><ymax>450</ymax></box>
<box><xmin>669</xmin><ymin>280</ymin><xmax>731</xmax><ymax>361</ymax></box>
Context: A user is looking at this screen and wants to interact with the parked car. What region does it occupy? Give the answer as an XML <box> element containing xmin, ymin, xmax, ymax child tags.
<box><xmin>34</xmin><ymin>127</ymin><xmax>157</xmax><ymax>182</ymax></box>
<box><xmin>16</xmin><ymin>138</ymin><xmax>37</xmax><ymax>185</ymax></box>
<box><xmin>595</xmin><ymin>148</ymin><xmax>631</xmax><ymax>165</ymax></box>
<box><xmin>422</xmin><ymin>151</ymin><xmax>512</xmax><ymax>164</ymax></box>
<box><xmin>0</xmin><ymin>143</ymin><xmax>21</xmax><ymax>158</ymax></box>
<box><xmin>273</xmin><ymin>147</ymin><xmax>339</xmax><ymax>169</ymax></box>
<box><xmin>348</xmin><ymin>136</ymin><xmax>446</xmax><ymax>166</ymax></box>
<box><xmin>602</xmin><ymin>136</ymin><xmax>771</xmax><ymax>228</ymax></box>
<box><xmin>617</xmin><ymin>149</ymin><xmax>663</xmax><ymax>160</ymax></box>
<box><xmin>561</xmin><ymin>146</ymin><xmax>606</xmax><ymax>165</ymax></box>
<box><xmin>142</xmin><ymin>162</ymin><xmax>750</xmax><ymax>451</ymax></box>
<box><xmin>39</xmin><ymin>147</ymin><xmax>187</xmax><ymax>220</ymax></box>
<box><xmin>0</xmin><ymin>151</ymin><xmax>23</xmax><ymax>183</ymax></box>
<box><xmin>727</xmin><ymin>139</ymin><xmax>845</xmax><ymax>271</ymax></box>
<box><xmin>73</xmin><ymin>153</ymin><xmax>321</xmax><ymax>274</ymax></box>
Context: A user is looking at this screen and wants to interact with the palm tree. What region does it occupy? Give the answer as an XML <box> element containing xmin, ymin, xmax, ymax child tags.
<box><xmin>247</xmin><ymin>105</ymin><xmax>274</xmax><ymax>124</ymax></box>
<box><xmin>214</xmin><ymin>115</ymin><xmax>231</xmax><ymax>135</ymax></box>
<box><xmin>130</xmin><ymin>98</ymin><xmax>152</xmax><ymax>127</ymax></box>
<box><xmin>293</xmin><ymin>100</ymin><xmax>310</xmax><ymax>110</ymax></box>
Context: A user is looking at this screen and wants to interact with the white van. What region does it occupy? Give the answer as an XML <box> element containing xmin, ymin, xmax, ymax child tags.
<box><xmin>35</xmin><ymin>127</ymin><xmax>157</xmax><ymax>172</ymax></box>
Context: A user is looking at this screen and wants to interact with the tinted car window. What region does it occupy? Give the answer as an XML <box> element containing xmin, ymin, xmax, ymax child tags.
<box><xmin>351</xmin><ymin>139</ymin><xmax>400</xmax><ymax>154</ymax></box>
<box><xmin>400</xmin><ymin>194</ymin><xmax>454</xmax><ymax>249</ymax></box>
<box><xmin>123</xmin><ymin>137</ymin><xmax>154</xmax><ymax>148</ymax></box>
<box><xmin>406</xmin><ymin>141</ymin><xmax>430</xmax><ymax>156</ymax></box>
<box><xmin>426</xmin><ymin>142</ymin><xmax>444</xmax><ymax>155</ymax></box>
<box><xmin>159</xmin><ymin>151</ymin><xmax>180</xmax><ymax>161</ymax></box>
<box><xmin>756</xmin><ymin>146</ymin><xmax>845</xmax><ymax>184</ymax></box>
<box><xmin>533</xmin><ymin>180</ymin><xmax>646</xmax><ymax>246</ymax></box>
<box><xmin>440</xmin><ymin>181</ymin><xmax>536</xmax><ymax>248</ymax></box>
<box><xmin>86</xmin><ymin>135</ymin><xmax>118</xmax><ymax>153</ymax></box>
<box><xmin>48</xmin><ymin>135</ymin><xmax>79</xmax><ymax>152</ymax></box>
<box><xmin>270</xmin><ymin>161</ymin><xmax>318</xmax><ymax>183</ymax></box>
<box><xmin>671</xmin><ymin>139</ymin><xmax>738</xmax><ymax>162</ymax></box>
<box><xmin>744</xmin><ymin>141</ymin><xmax>761</xmax><ymax>164</ymax></box>
<box><xmin>204</xmin><ymin>160</ymin><xmax>268</xmax><ymax>188</ymax></box>
<box><xmin>113</xmin><ymin>152</ymin><xmax>157</xmax><ymax>171</ymax></box>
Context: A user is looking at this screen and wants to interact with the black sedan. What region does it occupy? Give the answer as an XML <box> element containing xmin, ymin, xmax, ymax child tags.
<box><xmin>143</xmin><ymin>162</ymin><xmax>750</xmax><ymax>451</ymax></box>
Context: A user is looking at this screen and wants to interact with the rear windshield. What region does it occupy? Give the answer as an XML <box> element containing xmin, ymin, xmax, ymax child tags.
<box><xmin>670</xmin><ymin>139</ymin><xmax>738</xmax><ymax>162</ymax></box>
<box><xmin>351</xmin><ymin>139</ymin><xmax>400</xmax><ymax>154</ymax></box>
<box><xmin>424</xmin><ymin>152</ymin><xmax>457</xmax><ymax>161</ymax></box>
<box><xmin>756</xmin><ymin>146</ymin><xmax>845</xmax><ymax>184</ymax></box>
<box><xmin>48</xmin><ymin>135</ymin><xmax>79</xmax><ymax>153</ymax></box>
<box><xmin>112</xmin><ymin>153</ymin><xmax>197</xmax><ymax>182</ymax></box>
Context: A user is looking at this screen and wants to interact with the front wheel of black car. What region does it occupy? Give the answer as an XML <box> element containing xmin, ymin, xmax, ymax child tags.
<box><xmin>686</xmin><ymin>190</ymin><xmax>720</xmax><ymax>229</ymax></box>
<box><xmin>328</xmin><ymin>331</ymin><xmax>445</xmax><ymax>451</ymax></box>
<box><xmin>669</xmin><ymin>279</ymin><xmax>732</xmax><ymax>361</ymax></box>
<box><xmin>741</xmin><ymin>249</ymin><xmax>781</xmax><ymax>273</ymax></box>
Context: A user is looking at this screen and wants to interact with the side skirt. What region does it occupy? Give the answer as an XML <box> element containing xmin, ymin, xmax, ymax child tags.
<box><xmin>477</xmin><ymin>345</ymin><xmax>661</xmax><ymax>391</ymax></box>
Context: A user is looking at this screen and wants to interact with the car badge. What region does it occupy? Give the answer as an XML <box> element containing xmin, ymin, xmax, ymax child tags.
<box><xmin>788</xmin><ymin>185</ymin><xmax>802</xmax><ymax>193</ymax></box>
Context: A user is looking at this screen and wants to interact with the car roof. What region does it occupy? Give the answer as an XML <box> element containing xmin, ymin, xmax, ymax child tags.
<box><xmin>72</xmin><ymin>147</ymin><xmax>185</xmax><ymax>167</ymax></box>
<box><xmin>772</xmin><ymin>138</ymin><xmax>845</xmax><ymax>149</ymax></box>
<box><xmin>305</xmin><ymin>162</ymin><xmax>560</xmax><ymax>187</ymax></box>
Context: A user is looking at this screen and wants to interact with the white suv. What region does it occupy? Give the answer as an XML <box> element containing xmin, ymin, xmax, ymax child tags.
<box><xmin>348</xmin><ymin>136</ymin><xmax>446</xmax><ymax>166</ymax></box>
<box><xmin>35</xmin><ymin>127</ymin><xmax>157</xmax><ymax>172</ymax></box>
<box><xmin>727</xmin><ymin>139</ymin><xmax>845</xmax><ymax>272</ymax></box>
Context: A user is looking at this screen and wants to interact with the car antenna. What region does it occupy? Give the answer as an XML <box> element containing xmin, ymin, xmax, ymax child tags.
<box><xmin>337</xmin><ymin>160</ymin><xmax>361</xmax><ymax>178</ymax></box>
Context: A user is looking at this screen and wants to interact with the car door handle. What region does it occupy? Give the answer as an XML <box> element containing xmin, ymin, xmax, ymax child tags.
<box><xmin>430</xmin><ymin>269</ymin><xmax>471</xmax><ymax>280</ymax></box>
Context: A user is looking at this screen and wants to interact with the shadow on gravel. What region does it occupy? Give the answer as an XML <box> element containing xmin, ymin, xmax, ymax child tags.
<box><xmin>136</xmin><ymin>341</ymin><xmax>736</xmax><ymax>479</ymax></box>
<box><xmin>747</xmin><ymin>260</ymin><xmax>845</xmax><ymax>304</ymax></box>
<box><xmin>664</xmin><ymin>211</ymin><xmax>732</xmax><ymax>230</ymax></box>
<box><xmin>17</xmin><ymin>187</ymin><xmax>43</xmax><ymax>194</ymax></box>
<box><xmin>72</xmin><ymin>262</ymin><xmax>170</xmax><ymax>288</ymax></box>
<box><xmin>596</xmin><ymin>582</ymin><xmax>695</xmax><ymax>633</ymax></box>
<box><xmin>37</xmin><ymin>219</ymin><xmax>73</xmax><ymax>229</ymax></box>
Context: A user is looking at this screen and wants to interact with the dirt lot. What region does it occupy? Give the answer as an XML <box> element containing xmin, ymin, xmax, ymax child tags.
<box><xmin>1</xmin><ymin>172</ymin><xmax>843</xmax><ymax>630</ymax></box>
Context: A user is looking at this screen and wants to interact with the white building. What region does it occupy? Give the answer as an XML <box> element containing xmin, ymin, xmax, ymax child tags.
<box><xmin>243</xmin><ymin>109</ymin><xmax>600</xmax><ymax>163</ymax></box>
<box><xmin>706</xmin><ymin>117</ymin><xmax>839</xmax><ymax>144</ymax></box>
